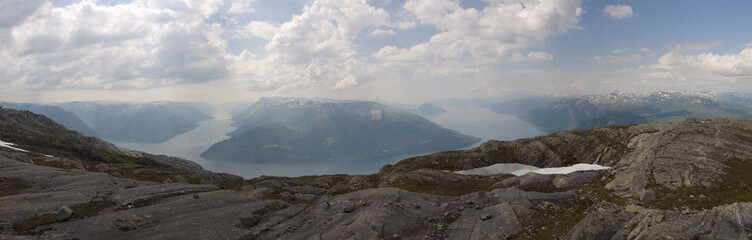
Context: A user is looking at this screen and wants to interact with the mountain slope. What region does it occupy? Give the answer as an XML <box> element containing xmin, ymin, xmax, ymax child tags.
<box><xmin>0</xmin><ymin>102</ymin><xmax>99</xmax><ymax>137</ymax></box>
<box><xmin>56</xmin><ymin>101</ymin><xmax>214</xmax><ymax>143</ymax></box>
<box><xmin>4</xmin><ymin>107</ymin><xmax>752</xmax><ymax>239</ymax></box>
<box><xmin>202</xmin><ymin>97</ymin><xmax>479</xmax><ymax>163</ymax></box>
<box><xmin>0</xmin><ymin>107</ymin><xmax>210</xmax><ymax>172</ymax></box>
<box><xmin>5</xmin><ymin>115</ymin><xmax>752</xmax><ymax>239</ymax></box>
<box><xmin>489</xmin><ymin>91</ymin><xmax>752</xmax><ymax>133</ymax></box>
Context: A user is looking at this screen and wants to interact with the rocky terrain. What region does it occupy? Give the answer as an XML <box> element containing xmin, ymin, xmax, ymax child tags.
<box><xmin>3</xmin><ymin>107</ymin><xmax>752</xmax><ymax>239</ymax></box>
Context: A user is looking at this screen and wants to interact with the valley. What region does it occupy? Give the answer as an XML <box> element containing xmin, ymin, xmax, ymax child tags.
<box><xmin>113</xmin><ymin>105</ymin><xmax>542</xmax><ymax>178</ymax></box>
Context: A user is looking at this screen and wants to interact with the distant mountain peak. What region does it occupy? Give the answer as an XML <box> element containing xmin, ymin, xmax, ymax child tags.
<box><xmin>257</xmin><ymin>96</ymin><xmax>363</xmax><ymax>107</ymax></box>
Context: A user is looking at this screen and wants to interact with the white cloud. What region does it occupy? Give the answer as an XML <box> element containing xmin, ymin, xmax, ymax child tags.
<box><xmin>367</xmin><ymin>29</ymin><xmax>395</xmax><ymax>38</ymax></box>
<box><xmin>237</xmin><ymin>21</ymin><xmax>278</xmax><ymax>40</ymax></box>
<box><xmin>229</xmin><ymin>0</ymin><xmax>390</xmax><ymax>91</ymax></box>
<box><xmin>391</xmin><ymin>20</ymin><xmax>417</xmax><ymax>29</ymax></box>
<box><xmin>604</xmin><ymin>4</ymin><xmax>633</xmax><ymax>20</ymax></box>
<box><xmin>332</xmin><ymin>76</ymin><xmax>360</xmax><ymax>90</ymax></box>
<box><xmin>0</xmin><ymin>0</ymin><xmax>227</xmax><ymax>90</ymax></box>
<box><xmin>527</xmin><ymin>51</ymin><xmax>555</xmax><ymax>63</ymax></box>
<box><xmin>591</xmin><ymin>54</ymin><xmax>643</xmax><ymax>64</ymax></box>
<box><xmin>639</xmin><ymin>48</ymin><xmax>651</xmax><ymax>52</ymax></box>
<box><xmin>227</xmin><ymin>0</ymin><xmax>255</xmax><ymax>14</ymax></box>
<box><xmin>376</xmin><ymin>0</ymin><xmax>584</xmax><ymax>63</ymax></box>
<box><xmin>612</xmin><ymin>48</ymin><xmax>629</xmax><ymax>54</ymax></box>
<box><xmin>652</xmin><ymin>44</ymin><xmax>752</xmax><ymax>77</ymax></box>
<box><xmin>666</xmin><ymin>41</ymin><xmax>722</xmax><ymax>52</ymax></box>
<box><xmin>510</xmin><ymin>51</ymin><xmax>554</xmax><ymax>63</ymax></box>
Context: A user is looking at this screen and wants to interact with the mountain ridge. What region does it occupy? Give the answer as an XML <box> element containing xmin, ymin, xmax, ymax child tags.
<box><xmin>488</xmin><ymin>91</ymin><xmax>752</xmax><ymax>133</ymax></box>
<box><xmin>203</xmin><ymin>97</ymin><xmax>479</xmax><ymax>163</ymax></box>
<box><xmin>56</xmin><ymin>101</ymin><xmax>215</xmax><ymax>143</ymax></box>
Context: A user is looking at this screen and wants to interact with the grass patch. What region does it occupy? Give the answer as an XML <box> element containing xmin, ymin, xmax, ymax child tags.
<box><xmin>12</xmin><ymin>214</ymin><xmax>57</xmax><ymax>232</ymax></box>
<box><xmin>649</xmin><ymin>158</ymin><xmax>752</xmax><ymax>210</ymax></box>
<box><xmin>513</xmin><ymin>175</ymin><xmax>624</xmax><ymax>239</ymax></box>
<box><xmin>70</xmin><ymin>200</ymin><xmax>116</xmax><ymax>218</ymax></box>
<box><xmin>390</xmin><ymin>150</ymin><xmax>467</xmax><ymax>172</ymax></box>
<box><xmin>390</xmin><ymin>175</ymin><xmax>507</xmax><ymax>196</ymax></box>
<box><xmin>118</xmin><ymin>226</ymin><xmax>134</xmax><ymax>231</ymax></box>
<box><xmin>217</xmin><ymin>178</ymin><xmax>256</xmax><ymax>190</ymax></box>
<box><xmin>120</xmin><ymin>167</ymin><xmax>197</xmax><ymax>184</ymax></box>
<box><xmin>0</xmin><ymin>177</ymin><xmax>31</xmax><ymax>197</ymax></box>
<box><xmin>512</xmin><ymin>198</ymin><xmax>591</xmax><ymax>240</ymax></box>
<box><xmin>262</xmin><ymin>190</ymin><xmax>312</xmax><ymax>205</ymax></box>
<box><xmin>11</xmin><ymin>200</ymin><xmax>116</xmax><ymax>232</ymax></box>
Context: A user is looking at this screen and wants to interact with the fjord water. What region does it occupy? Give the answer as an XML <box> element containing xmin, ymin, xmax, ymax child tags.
<box><xmin>112</xmin><ymin>107</ymin><xmax>543</xmax><ymax>178</ymax></box>
<box><xmin>426</xmin><ymin>107</ymin><xmax>544</xmax><ymax>142</ymax></box>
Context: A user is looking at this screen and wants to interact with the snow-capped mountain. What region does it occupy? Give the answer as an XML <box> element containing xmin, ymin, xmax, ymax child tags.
<box><xmin>488</xmin><ymin>91</ymin><xmax>752</xmax><ymax>133</ymax></box>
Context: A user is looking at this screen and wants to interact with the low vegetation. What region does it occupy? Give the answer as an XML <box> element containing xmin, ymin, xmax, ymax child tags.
<box><xmin>0</xmin><ymin>177</ymin><xmax>31</xmax><ymax>197</ymax></box>
<box><xmin>12</xmin><ymin>214</ymin><xmax>57</xmax><ymax>232</ymax></box>
<box><xmin>389</xmin><ymin>175</ymin><xmax>508</xmax><ymax>196</ymax></box>
<box><xmin>650</xmin><ymin>158</ymin><xmax>752</xmax><ymax>210</ymax></box>
<box><xmin>12</xmin><ymin>200</ymin><xmax>116</xmax><ymax>232</ymax></box>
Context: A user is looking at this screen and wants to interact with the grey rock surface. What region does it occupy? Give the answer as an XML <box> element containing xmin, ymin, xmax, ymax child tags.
<box><xmin>553</xmin><ymin>171</ymin><xmax>603</xmax><ymax>189</ymax></box>
<box><xmin>5</xmin><ymin>114</ymin><xmax>752</xmax><ymax>239</ymax></box>
<box><xmin>56</xmin><ymin>206</ymin><xmax>72</xmax><ymax>222</ymax></box>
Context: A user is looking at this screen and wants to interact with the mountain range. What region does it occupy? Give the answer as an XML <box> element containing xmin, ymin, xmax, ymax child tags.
<box><xmin>4</xmin><ymin>106</ymin><xmax>752</xmax><ymax>239</ymax></box>
<box><xmin>0</xmin><ymin>102</ymin><xmax>99</xmax><ymax>138</ymax></box>
<box><xmin>0</xmin><ymin>101</ymin><xmax>215</xmax><ymax>143</ymax></box>
<box><xmin>488</xmin><ymin>91</ymin><xmax>752</xmax><ymax>133</ymax></box>
<box><xmin>56</xmin><ymin>101</ymin><xmax>215</xmax><ymax>143</ymax></box>
<box><xmin>201</xmin><ymin>97</ymin><xmax>479</xmax><ymax>163</ymax></box>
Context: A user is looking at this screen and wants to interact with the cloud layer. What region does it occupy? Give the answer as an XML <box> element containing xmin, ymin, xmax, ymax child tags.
<box><xmin>0</xmin><ymin>0</ymin><xmax>227</xmax><ymax>90</ymax></box>
<box><xmin>0</xmin><ymin>0</ymin><xmax>749</xmax><ymax>103</ymax></box>
<box><xmin>604</xmin><ymin>4</ymin><xmax>633</xmax><ymax>20</ymax></box>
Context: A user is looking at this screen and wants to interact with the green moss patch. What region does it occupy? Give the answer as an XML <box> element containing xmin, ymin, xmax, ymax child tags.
<box><xmin>11</xmin><ymin>200</ymin><xmax>115</xmax><ymax>232</ymax></box>
<box><xmin>512</xmin><ymin>198</ymin><xmax>590</xmax><ymax>240</ymax></box>
<box><xmin>71</xmin><ymin>200</ymin><xmax>116</xmax><ymax>218</ymax></box>
<box><xmin>120</xmin><ymin>167</ymin><xmax>197</xmax><ymax>184</ymax></box>
<box><xmin>650</xmin><ymin>158</ymin><xmax>752</xmax><ymax>210</ymax></box>
<box><xmin>12</xmin><ymin>214</ymin><xmax>57</xmax><ymax>232</ymax></box>
<box><xmin>513</xmin><ymin>176</ymin><xmax>624</xmax><ymax>239</ymax></box>
<box><xmin>390</xmin><ymin>150</ymin><xmax>468</xmax><ymax>172</ymax></box>
<box><xmin>0</xmin><ymin>177</ymin><xmax>31</xmax><ymax>197</ymax></box>
<box><xmin>389</xmin><ymin>175</ymin><xmax>507</xmax><ymax>196</ymax></box>
<box><xmin>262</xmin><ymin>190</ymin><xmax>312</xmax><ymax>205</ymax></box>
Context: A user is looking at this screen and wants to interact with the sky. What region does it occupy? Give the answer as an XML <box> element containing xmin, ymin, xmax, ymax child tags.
<box><xmin>0</xmin><ymin>0</ymin><xmax>751</xmax><ymax>104</ymax></box>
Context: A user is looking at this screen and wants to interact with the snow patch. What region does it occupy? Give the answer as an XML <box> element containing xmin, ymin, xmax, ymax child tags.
<box><xmin>0</xmin><ymin>140</ymin><xmax>30</xmax><ymax>153</ymax></box>
<box><xmin>455</xmin><ymin>163</ymin><xmax>609</xmax><ymax>176</ymax></box>
<box><xmin>0</xmin><ymin>139</ymin><xmax>53</xmax><ymax>157</ymax></box>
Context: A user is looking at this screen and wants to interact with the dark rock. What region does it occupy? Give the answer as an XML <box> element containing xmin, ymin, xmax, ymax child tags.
<box><xmin>237</xmin><ymin>215</ymin><xmax>263</xmax><ymax>229</ymax></box>
<box><xmin>343</xmin><ymin>202</ymin><xmax>356</xmax><ymax>213</ymax></box>
<box><xmin>494</xmin><ymin>172</ymin><xmax>555</xmax><ymax>189</ymax></box>
<box><xmin>639</xmin><ymin>188</ymin><xmax>656</xmax><ymax>205</ymax></box>
<box><xmin>480</xmin><ymin>214</ymin><xmax>492</xmax><ymax>221</ymax></box>
<box><xmin>553</xmin><ymin>171</ymin><xmax>602</xmax><ymax>188</ymax></box>
<box><xmin>565</xmin><ymin>202</ymin><xmax>633</xmax><ymax>240</ymax></box>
